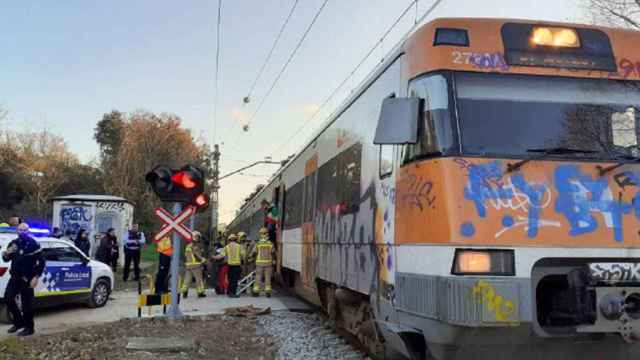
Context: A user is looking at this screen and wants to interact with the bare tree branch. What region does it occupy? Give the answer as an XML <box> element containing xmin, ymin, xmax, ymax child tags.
<box><xmin>587</xmin><ymin>0</ymin><xmax>640</xmax><ymax>29</ymax></box>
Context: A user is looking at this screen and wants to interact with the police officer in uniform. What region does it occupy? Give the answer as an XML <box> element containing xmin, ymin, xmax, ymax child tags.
<box><xmin>2</xmin><ymin>223</ymin><xmax>45</xmax><ymax>336</ymax></box>
<box><xmin>252</xmin><ymin>227</ymin><xmax>276</xmax><ymax>297</ymax></box>
<box><xmin>214</xmin><ymin>234</ymin><xmax>244</xmax><ymax>297</ymax></box>
<box><xmin>181</xmin><ymin>233</ymin><xmax>206</xmax><ymax>298</ymax></box>
<box><xmin>123</xmin><ymin>224</ymin><xmax>146</xmax><ymax>282</ymax></box>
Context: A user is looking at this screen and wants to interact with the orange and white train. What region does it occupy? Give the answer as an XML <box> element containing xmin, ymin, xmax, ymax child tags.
<box><xmin>229</xmin><ymin>18</ymin><xmax>640</xmax><ymax>360</ymax></box>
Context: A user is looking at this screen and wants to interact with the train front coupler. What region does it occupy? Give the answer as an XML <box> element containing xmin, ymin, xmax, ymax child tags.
<box><xmin>577</xmin><ymin>263</ymin><xmax>640</xmax><ymax>343</ymax></box>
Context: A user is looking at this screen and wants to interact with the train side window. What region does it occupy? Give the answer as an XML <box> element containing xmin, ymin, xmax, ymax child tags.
<box><xmin>379</xmin><ymin>145</ymin><xmax>394</xmax><ymax>178</ymax></box>
<box><xmin>303</xmin><ymin>173</ymin><xmax>316</xmax><ymax>222</ymax></box>
<box><xmin>402</xmin><ymin>74</ymin><xmax>453</xmax><ymax>164</ymax></box>
<box><xmin>283</xmin><ymin>181</ymin><xmax>303</xmax><ymax>229</ymax></box>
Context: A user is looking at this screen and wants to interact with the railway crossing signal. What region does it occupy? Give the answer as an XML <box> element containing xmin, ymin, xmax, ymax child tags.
<box><xmin>145</xmin><ymin>164</ymin><xmax>208</xmax><ymax>209</ymax></box>
<box><xmin>154</xmin><ymin>206</ymin><xmax>195</xmax><ymax>242</ymax></box>
<box><xmin>144</xmin><ymin>163</ymin><xmax>209</xmax><ymax>318</ymax></box>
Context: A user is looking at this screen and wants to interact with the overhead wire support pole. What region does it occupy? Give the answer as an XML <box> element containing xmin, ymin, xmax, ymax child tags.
<box><xmin>211</xmin><ymin>144</ymin><xmax>220</xmax><ymax>241</ymax></box>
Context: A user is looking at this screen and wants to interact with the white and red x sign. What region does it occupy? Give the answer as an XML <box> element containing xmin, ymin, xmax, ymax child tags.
<box><xmin>154</xmin><ymin>205</ymin><xmax>195</xmax><ymax>242</ymax></box>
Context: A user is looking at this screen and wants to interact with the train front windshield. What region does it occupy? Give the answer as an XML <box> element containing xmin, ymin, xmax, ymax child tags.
<box><xmin>455</xmin><ymin>73</ymin><xmax>640</xmax><ymax>159</ymax></box>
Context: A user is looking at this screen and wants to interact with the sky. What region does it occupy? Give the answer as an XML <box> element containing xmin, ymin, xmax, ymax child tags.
<box><xmin>0</xmin><ymin>0</ymin><xmax>582</xmax><ymax>223</ymax></box>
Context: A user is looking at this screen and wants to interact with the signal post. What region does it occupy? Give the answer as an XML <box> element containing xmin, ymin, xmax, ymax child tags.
<box><xmin>145</xmin><ymin>164</ymin><xmax>210</xmax><ymax>317</ymax></box>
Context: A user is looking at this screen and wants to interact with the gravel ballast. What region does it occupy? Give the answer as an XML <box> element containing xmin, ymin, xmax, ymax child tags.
<box><xmin>258</xmin><ymin>312</ymin><xmax>368</xmax><ymax>360</ymax></box>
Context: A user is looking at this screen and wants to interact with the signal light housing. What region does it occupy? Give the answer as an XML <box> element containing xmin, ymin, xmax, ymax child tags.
<box><xmin>145</xmin><ymin>164</ymin><xmax>207</xmax><ymax>204</ymax></box>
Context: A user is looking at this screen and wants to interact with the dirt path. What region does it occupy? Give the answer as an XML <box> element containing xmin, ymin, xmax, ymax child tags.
<box><xmin>0</xmin><ymin>315</ymin><xmax>277</xmax><ymax>360</ymax></box>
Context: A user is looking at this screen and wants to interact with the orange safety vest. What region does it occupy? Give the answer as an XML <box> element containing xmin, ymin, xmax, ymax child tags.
<box><xmin>157</xmin><ymin>237</ymin><xmax>173</xmax><ymax>256</ymax></box>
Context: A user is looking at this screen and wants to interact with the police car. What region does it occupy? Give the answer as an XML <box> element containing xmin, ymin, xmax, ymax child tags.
<box><xmin>0</xmin><ymin>227</ymin><xmax>114</xmax><ymax>323</ymax></box>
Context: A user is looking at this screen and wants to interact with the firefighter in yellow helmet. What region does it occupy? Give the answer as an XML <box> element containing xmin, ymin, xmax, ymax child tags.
<box><xmin>181</xmin><ymin>231</ymin><xmax>206</xmax><ymax>298</ymax></box>
<box><xmin>214</xmin><ymin>233</ymin><xmax>245</xmax><ymax>297</ymax></box>
<box><xmin>237</xmin><ymin>232</ymin><xmax>251</xmax><ymax>276</ymax></box>
<box><xmin>252</xmin><ymin>227</ymin><xmax>276</xmax><ymax>297</ymax></box>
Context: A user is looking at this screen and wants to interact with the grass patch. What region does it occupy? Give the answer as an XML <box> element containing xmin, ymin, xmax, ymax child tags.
<box><xmin>0</xmin><ymin>337</ymin><xmax>26</xmax><ymax>357</ymax></box>
<box><xmin>141</xmin><ymin>242</ymin><xmax>157</xmax><ymax>263</ymax></box>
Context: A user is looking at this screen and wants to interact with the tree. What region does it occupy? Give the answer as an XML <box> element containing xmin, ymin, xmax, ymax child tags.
<box><xmin>57</xmin><ymin>162</ymin><xmax>105</xmax><ymax>196</ymax></box>
<box><xmin>94</xmin><ymin>110</ymin><xmax>125</xmax><ymax>167</ymax></box>
<box><xmin>586</xmin><ymin>0</ymin><xmax>640</xmax><ymax>29</ymax></box>
<box><xmin>14</xmin><ymin>130</ymin><xmax>78</xmax><ymax>218</ymax></box>
<box><xmin>98</xmin><ymin>111</ymin><xmax>212</xmax><ymax>230</ymax></box>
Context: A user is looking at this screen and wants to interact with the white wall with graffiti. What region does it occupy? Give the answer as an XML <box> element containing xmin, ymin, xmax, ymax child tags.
<box><xmin>51</xmin><ymin>195</ymin><xmax>134</xmax><ymax>260</ymax></box>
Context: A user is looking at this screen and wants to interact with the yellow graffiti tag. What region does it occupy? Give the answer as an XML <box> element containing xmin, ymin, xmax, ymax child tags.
<box><xmin>472</xmin><ymin>280</ymin><xmax>517</xmax><ymax>323</ymax></box>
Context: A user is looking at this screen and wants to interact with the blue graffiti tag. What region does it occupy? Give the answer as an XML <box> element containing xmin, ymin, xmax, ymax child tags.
<box><xmin>462</xmin><ymin>162</ymin><xmax>640</xmax><ymax>242</ymax></box>
<box><xmin>554</xmin><ymin>165</ymin><xmax>633</xmax><ymax>242</ymax></box>
<box><xmin>60</xmin><ymin>206</ymin><xmax>93</xmax><ymax>236</ymax></box>
<box><xmin>510</xmin><ymin>174</ymin><xmax>546</xmax><ymax>238</ymax></box>
<box><xmin>464</xmin><ymin>161</ymin><xmax>511</xmax><ymax>218</ymax></box>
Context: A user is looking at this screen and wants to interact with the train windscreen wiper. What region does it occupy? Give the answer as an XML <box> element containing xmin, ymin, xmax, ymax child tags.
<box><xmin>506</xmin><ymin>147</ymin><xmax>596</xmax><ymax>173</ymax></box>
<box><xmin>598</xmin><ymin>154</ymin><xmax>640</xmax><ymax>176</ymax></box>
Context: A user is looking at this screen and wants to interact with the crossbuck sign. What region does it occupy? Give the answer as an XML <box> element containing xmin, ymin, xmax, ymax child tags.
<box><xmin>154</xmin><ymin>205</ymin><xmax>195</xmax><ymax>242</ymax></box>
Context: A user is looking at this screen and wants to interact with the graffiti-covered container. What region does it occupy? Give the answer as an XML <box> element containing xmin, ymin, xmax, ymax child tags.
<box><xmin>51</xmin><ymin>195</ymin><xmax>134</xmax><ymax>261</ymax></box>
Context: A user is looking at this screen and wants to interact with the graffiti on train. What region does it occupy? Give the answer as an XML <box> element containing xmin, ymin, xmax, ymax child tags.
<box><xmin>314</xmin><ymin>183</ymin><xmax>393</xmax><ymax>295</ymax></box>
<box><xmin>461</xmin><ymin>160</ymin><xmax>640</xmax><ymax>242</ymax></box>
<box><xmin>59</xmin><ymin>205</ymin><xmax>93</xmax><ymax>235</ymax></box>
<box><xmin>398</xmin><ymin>172</ymin><xmax>436</xmax><ymax>212</ymax></box>
<box><xmin>472</xmin><ymin>280</ymin><xmax>518</xmax><ymax>323</ymax></box>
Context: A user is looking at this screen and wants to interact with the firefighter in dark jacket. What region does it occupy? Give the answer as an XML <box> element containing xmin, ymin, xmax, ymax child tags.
<box><xmin>2</xmin><ymin>223</ymin><xmax>45</xmax><ymax>336</ymax></box>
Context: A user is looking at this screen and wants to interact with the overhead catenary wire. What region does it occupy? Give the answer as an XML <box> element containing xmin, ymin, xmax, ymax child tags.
<box><xmin>269</xmin><ymin>0</ymin><xmax>445</xmax><ymax>158</ymax></box>
<box><xmin>245</xmin><ymin>0</ymin><xmax>301</xmax><ymax>103</ymax></box>
<box><xmin>212</xmin><ymin>0</ymin><xmax>223</xmax><ymax>146</ymax></box>
<box><xmin>239</xmin><ymin>0</ymin><xmax>330</xmax><ymax>137</ymax></box>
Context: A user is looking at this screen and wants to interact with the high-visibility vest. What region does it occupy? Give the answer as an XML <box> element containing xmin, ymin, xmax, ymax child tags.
<box><xmin>157</xmin><ymin>237</ymin><xmax>173</xmax><ymax>256</ymax></box>
<box><xmin>255</xmin><ymin>240</ymin><xmax>274</xmax><ymax>265</ymax></box>
<box><xmin>185</xmin><ymin>243</ymin><xmax>203</xmax><ymax>266</ymax></box>
<box><xmin>225</xmin><ymin>242</ymin><xmax>242</xmax><ymax>266</ymax></box>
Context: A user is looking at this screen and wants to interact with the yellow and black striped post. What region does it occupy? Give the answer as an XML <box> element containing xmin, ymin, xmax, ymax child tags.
<box><xmin>137</xmin><ymin>275</ymin><xmax>172</xmax><ymax>317</ymax></box>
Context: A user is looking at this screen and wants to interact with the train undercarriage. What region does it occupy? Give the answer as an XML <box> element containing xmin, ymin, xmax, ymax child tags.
<box><xmin>281</xmin><ymin>258</ymin><xmax>640</xmax><ymax>360</ymax></box>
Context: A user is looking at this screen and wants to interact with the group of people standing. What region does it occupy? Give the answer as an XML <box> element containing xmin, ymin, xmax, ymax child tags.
<box><xmin>168</xmin><ymin>226</ymin><xmax>275</xmax><ymax>299</ymax></box>
<box><xmin>154</xmin><ymin>199</ymin><xmax>279</xmax><ymax>299</ymax></box>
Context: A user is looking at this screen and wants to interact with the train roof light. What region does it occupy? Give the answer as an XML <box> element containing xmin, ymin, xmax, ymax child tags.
<box><xmin>531</xmin><ymin>27</ymin><xmax>580</xmax><ymax>48</ymax></box>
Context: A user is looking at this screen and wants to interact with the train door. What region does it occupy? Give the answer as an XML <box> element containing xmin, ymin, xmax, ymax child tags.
<box><xmin>274</xmin><ymin>183</ymin><xmax>284</xmax><ymax>275</ymax></box>
<box><xmin>301</xmin><ymin>155</ymin><xmax>318</xmax><ymax>294</ymax></box>
<box><xmin>377</xmin><ymin>143</ymin><xmax>397</xmax><ymax>291</ymax></box>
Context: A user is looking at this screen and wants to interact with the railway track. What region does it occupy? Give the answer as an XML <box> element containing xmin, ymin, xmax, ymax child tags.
<box><xmin>258</xmin><ymin>310</ymin><xmax>369</xmax><ymax>360</ymax></box>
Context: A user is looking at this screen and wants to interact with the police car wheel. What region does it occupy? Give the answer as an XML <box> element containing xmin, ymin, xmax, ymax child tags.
<box><xmin>87</xmin><ymin>278</ymin><xmax>110</xmax><ymax>308</ymax></box>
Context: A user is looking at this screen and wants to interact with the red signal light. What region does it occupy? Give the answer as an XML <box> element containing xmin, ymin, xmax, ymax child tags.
<box><xmin>172</xmin><ymin>171</ymin><xmax>197</xmax><ymax>189</ymax></box>
<box><xmin>195</xmin><ymin>194</ymin><xmax>208</xmax><ymax>207</ymax></box>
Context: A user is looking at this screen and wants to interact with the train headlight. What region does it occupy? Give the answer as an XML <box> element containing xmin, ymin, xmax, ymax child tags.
<box><xmin>452</xmin><ymin>249</ymin><xmax>515</xmax><ymax>276</ymax></box>
<box><xmin>531</xmin><ymin>27</ymin><xmax>580</xmax><ymax>48</ymax></box>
